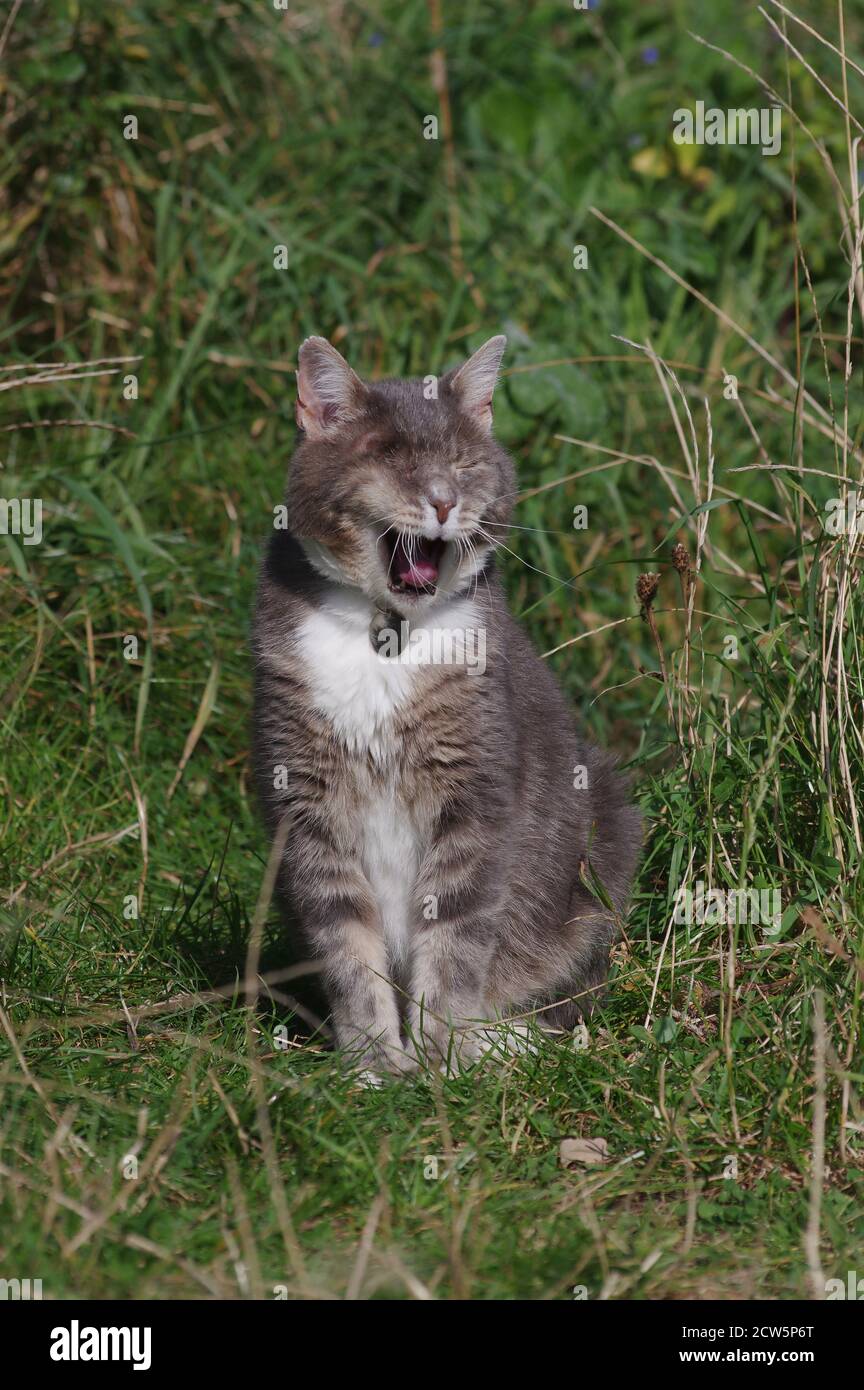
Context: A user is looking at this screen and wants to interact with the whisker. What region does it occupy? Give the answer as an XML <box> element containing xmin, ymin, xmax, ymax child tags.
<box><xmin>479</xmin><ymin>519</ymin><xmax>577</xmax><ymax>537</ymax></box>
<box><xmin>460</xmin><ymin>532</ymin><xmax>478</xmax><ymax>603</ymax></box>
<box><xmin>471</xmin><ymin>533</ymin><xmax>492</xmax><ymax>605</ymax></box>
<box><xmin>475</xmin><ymin>526</ymin><xmax>571</xmax><ymax>588</ymax></box>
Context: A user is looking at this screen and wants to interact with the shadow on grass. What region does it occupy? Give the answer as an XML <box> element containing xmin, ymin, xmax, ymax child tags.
<box><xmin>168</xmin><ymin>840</ymin><xmax>331</xmax><ymax>1049</ymax></box>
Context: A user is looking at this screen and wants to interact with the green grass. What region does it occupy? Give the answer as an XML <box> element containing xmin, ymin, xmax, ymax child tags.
<box><xmin>1</xmin><ymin>0</ymin><xmax>862</xmax><ymax>1299</ymax></box>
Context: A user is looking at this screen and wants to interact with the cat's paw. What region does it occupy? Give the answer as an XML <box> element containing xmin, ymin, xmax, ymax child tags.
<box><xmin>409</xmin><ymin>1024</ymin><xmax>485</xmax><ymax>1075</ymax></box>
<box><xmin>475</xmin><ymin>1021</ymin><xmax>539</xmax><ymax>1059</ymax></box>
<box><xmin>384</xmin><ymin>1046</ymin><xmax>420</xmax><ymax>1077</ymax></box>
<box><xmin>348</xmin><ymin>1042</ymin><xmax>419</xmax><ymax>1084</ymax></box>
<box><xmin>433</xmin><ymin>1023</ymin><xmax>539</xmax><ymax>1074</ymax></box>
<box><xmin>355</xmin><ymin>1068</ymin><xmax>385</xmax><ymax>1090</ymax></box>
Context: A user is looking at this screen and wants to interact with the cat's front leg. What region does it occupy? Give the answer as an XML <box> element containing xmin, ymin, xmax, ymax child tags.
<box><xmin>291</xmin><ymin>839</ymin><xmax>415</xmax><ymax>1078</ymax></box>
<box><xmin>314</xmin><ymin>912</ymin><xmax>417</xmax><ymax>1078</ymax></box>
<box><xmin>406</xmin><ymin>820</ymin><xmax>498</xmax><ymax>1069</ymax></box>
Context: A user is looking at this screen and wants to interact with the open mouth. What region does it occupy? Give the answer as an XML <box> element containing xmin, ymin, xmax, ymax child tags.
<box><xmin>381</xmin><ymin>530</ymin><xmax>446</xmax><ymax>596</ymax></box>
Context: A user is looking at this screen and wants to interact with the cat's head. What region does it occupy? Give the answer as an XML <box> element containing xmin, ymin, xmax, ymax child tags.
<box><xmin>285</xmin><ymin>334</ymin><xmax>515</xmax><ymax>616</ymax></box>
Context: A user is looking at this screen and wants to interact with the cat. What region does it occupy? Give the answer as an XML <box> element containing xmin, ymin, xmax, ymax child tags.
<box><xmin>251</xmin><ymin>334</ymin><xmax>641</xmax><ymax>1076</ymax></box>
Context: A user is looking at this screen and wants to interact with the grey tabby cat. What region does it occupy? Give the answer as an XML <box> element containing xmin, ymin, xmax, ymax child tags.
<box><xmin>252</xmin><ymin>334</ymin><xmax>641</xmax><ymax>1076</ymax></box>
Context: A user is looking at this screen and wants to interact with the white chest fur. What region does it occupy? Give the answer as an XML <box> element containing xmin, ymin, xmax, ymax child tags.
<box><xmin>359</xmin><ymin>784</ymin><xmax>419</xmax><ymax>969</ymax></box>
<box><xmin>295</xmin><ymin>589</ymin><xmax>479</xmax><ymax>761</ymax></box>
<box><xmin>295</xmin><ymin>588</ymin><xmax>479</xmax><ymax>970</ymax></box>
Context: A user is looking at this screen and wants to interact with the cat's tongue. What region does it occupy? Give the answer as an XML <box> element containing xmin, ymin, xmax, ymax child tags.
<box><xmin>392</xmin><ymin>536</ymin><xmax>441</xmax><ymax>589</ymax></box>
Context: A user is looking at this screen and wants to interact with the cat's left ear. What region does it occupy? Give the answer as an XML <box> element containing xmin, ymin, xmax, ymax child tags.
<box><xmin>296</xmin><ymin>336</ymin><xmax>366</xmax><ymax>437</ymax></box>
<box><xmin>447</xmin><ymin>334</ymin><xmax>507</xmax><ymax>432</ymax></box>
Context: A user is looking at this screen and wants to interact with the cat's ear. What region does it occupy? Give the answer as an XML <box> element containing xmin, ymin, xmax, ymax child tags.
<box><xmin>447</xmin><ymin>334</ymin><xmax>507</xmax><ymax>431</ymax></box>
<box><xmin>296</xmin><ymin>337</ymin><xmax>365</xmax><ymax>436</ymax></box>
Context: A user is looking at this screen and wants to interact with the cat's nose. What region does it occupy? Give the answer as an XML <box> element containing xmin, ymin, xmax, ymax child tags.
<box><xmin>430</xmin><ymin>493</ymin><xmax>457</xmax><ymax>525</ymax></box>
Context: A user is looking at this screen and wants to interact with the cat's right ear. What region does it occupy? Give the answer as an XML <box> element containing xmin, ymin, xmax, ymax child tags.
<box><xmin>446</xmin><ymin>334</ymin><xmax>507</xmax><ymax>432</ymax></box>
<box><xmin>295</xmin><ymin>337</ymin><xmax>365</xmax><ymax>437</ymax></box>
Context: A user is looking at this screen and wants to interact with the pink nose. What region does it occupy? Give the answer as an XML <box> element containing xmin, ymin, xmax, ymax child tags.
<box><xmin>432</xmin><ymin>496</ymin><xmax>456</xmax><ymax>524</ymax></box>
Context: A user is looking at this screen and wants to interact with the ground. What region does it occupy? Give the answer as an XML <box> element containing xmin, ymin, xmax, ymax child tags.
<box><xmin>0</xmin><ymin>0</ymin><xmax>862</xmax><ymax>1299</ymax></box>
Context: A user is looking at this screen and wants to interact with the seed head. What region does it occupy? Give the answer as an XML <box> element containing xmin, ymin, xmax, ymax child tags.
<box><xmin>671</xmin><ymin>542</ymin><xmax>690</xmax><ymax>575</ymax></box>
<box><xmin>636</xmin><ymin>572</ymin><xmax>660</xmax><ymax>611</ymax></box>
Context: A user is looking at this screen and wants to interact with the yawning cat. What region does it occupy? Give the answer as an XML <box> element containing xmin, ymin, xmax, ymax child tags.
<box><xmin>251</xmin><ymin>334</ymin><xmax>641</xmax><ymax>1076</ymax></box>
